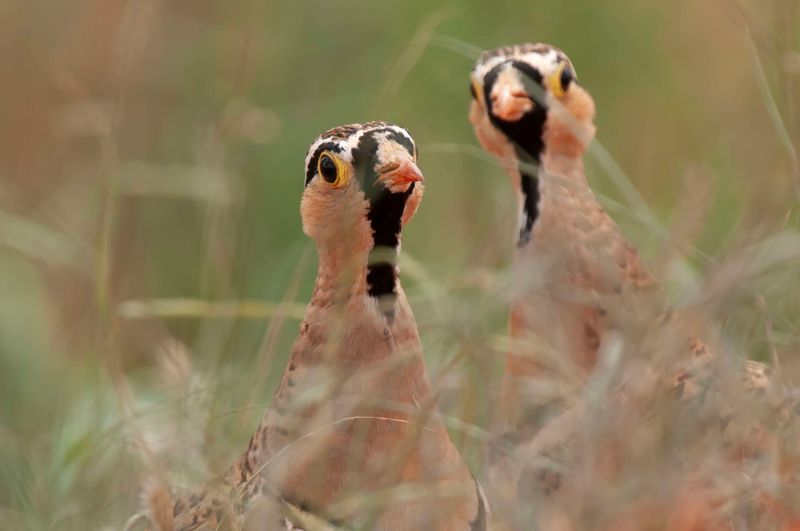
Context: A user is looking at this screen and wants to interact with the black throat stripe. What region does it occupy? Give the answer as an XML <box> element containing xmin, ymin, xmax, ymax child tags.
<box><xmin>484</xmin><ymin>60</ymin><xmax>547</xmax><ymax>247</ymax></box>
<box><xmin>517</xmin><ymin>171</ymin><xmax>539</xmax><ymax>247</ymax></box>
<box><xmin>351</xmin><ymin>129</ymin><xmax>415</xmax><ymax>321</ymax></box>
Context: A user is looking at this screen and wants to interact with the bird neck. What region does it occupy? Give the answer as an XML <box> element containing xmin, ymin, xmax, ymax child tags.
<box><xmin>509</xmin><ymin>149</ymin><xmax>589</xmax><ymax>249</ymax></box>
<box><xmin>313</xmin><ymin>243</ymin><xmax>374</xmax><ymax>302</ymax></box>
<box><xmin>541</xmin><ymin>150</ymin><xmax>589</xmax><ymax>185</ymax></box>
<box><xmin>312</xmin><ymin>241</ymin><xmax>402</xmax><ymax>313</ymax></box>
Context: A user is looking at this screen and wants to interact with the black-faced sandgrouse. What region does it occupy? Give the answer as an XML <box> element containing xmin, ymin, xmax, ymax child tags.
<box><xmin>132</xmin><ymin>122</ymin><xmax>487</xmax><ymax>531</ymax></box>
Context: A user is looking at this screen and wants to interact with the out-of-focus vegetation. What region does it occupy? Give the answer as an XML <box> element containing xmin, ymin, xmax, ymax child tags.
<box><xmin>1</xmin><ymin>0</ymin><xmax>798</xmax><ymax>528</ymax></box>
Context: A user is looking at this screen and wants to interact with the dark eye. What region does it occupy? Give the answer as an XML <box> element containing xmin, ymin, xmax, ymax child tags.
<box><xmin>560</xmin><ymin>66</ymin><xmax>574</xmax><ymax>92</ymax></box>
<box><xmin>319</xmin><ymin>154</ymin><xmax>338</xmax><ymax>183</ymax></box>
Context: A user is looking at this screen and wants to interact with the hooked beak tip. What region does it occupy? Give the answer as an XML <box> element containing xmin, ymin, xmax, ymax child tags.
<box><xmin>382</xmin><ymin>159</ymin><xmax>424</xmax><ymax>189</ymax></box>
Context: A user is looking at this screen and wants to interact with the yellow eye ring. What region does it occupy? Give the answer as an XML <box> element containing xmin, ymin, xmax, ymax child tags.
<box><xmin>317</xmin><ymin>151</ymin><xmax>350</xmax><ymax>187</ymax></box>
<box><xmin>547</xmin><ymin>62</ymin><xmax>574</xmax><ymax>99</ymax></box>
<box><xmin>471</xmin><ymin>79</ymin><xmax>485</xmax><ymax>106</ymax></box>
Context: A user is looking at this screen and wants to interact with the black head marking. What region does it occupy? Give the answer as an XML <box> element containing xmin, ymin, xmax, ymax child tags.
<box><xmin>351</xmin><ymin>127</ymin><xmax>415</xmax><ymax>200</ymax></box>
<box><xmin>383</xmin><ymin>128</ymin><xmax>415</xmax><ymax>158</ymax></box>
<box><xmin>305</xmin><ymin>122</ymin><xmax>399</xmax><ymax>187</ymax></box>
<box><xmin>305</xmin><ymin>142</ymin><xmax>343</xmax><ymax>186</ymax></box>
<box><xmin>350</xmin><ymin>127</ymin><xmax>416</xmax><ymax>319</ymax></box>
<box><xmin>482</xmin><ymin>60</ymin><xmax>548</xmax><ymax>247</ymax></box>
<box><xmin>483</xmin><ymin>60</ymin><xmax>547</xmax><ymax>159</ymax></box>
<box><xmin>304</xmin><ymin>124</ymin><xmax>416</xmax><ymax>319</ymax></box>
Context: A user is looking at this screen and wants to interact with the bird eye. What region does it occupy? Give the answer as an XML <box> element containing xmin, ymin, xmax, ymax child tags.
<box><xmin>319</xmin><ymin>154</ymin><xmax>337</xmax><ymax>182</ymax></box>
<box><xmin>317</xmin><ymin>151</ymin><xmax>349</xmax><ymax>187</ymax></box>
<box><xmin>548</xmin><ymin>62</ymin><xmax>574</xmax><ymax>98</ymax></box>
<box><xmin>470</xmin><ymin>79</ymin><xmax>484</xmax><ymax>105</ymax></box>
<box><xmin>560</xmin><ymin>66</ymin><xmax>574</xmax><ymax>92</ymax></box>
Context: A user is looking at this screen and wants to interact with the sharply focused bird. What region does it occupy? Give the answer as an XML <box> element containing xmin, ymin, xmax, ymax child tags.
<box><xmin>132</xmin><ymin>122</ymin><xmax>487</xmax><ymax>530</ymax></box>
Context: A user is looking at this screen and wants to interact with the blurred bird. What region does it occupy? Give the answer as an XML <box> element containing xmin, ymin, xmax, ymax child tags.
<box><xmin>131</xmin><ymin>122</ymin><xmax>487</xmax><ymax>530</ymax></box>
<box><xmin>469</xmin><ymin>43</ymin><xmax>677</xmax><ymax>434</ymax></box>
<box><xmin>467</xmin><ymin>44</ymin><xmax>774</xmax><ymax>468</ymax></box>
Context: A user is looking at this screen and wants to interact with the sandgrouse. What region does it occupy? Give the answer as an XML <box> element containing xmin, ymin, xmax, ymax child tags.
<box><xmin>467</xmin><ymin>44</ymin><xmax>773</xmax><ymax>447</ymax></box>
<box><xmin>469</xmin><ymin>44</ymin><xmax>794</xmax><ymax>529</ymax></box>
<box><xmin>468</xmin><ymin>43</ymin><xmax>677</xmax><ymax>434</ymax></box>
<box><xmin>133</xmin><ymin>122</ymin><xmax>487</xmax><ymax>530</ymax></box>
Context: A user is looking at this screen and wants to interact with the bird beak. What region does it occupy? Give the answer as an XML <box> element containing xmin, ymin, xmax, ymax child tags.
<box><xmin>379</xmin><ymin>158</ymin><xmax>425</xmax><ymax>192</ymax></box>
<box><xmin>490</xmin><ymin>68</ymin><xmax>535</xmax><ymax>122</ymax></box>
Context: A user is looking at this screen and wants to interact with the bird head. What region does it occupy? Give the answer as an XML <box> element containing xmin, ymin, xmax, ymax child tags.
<box><xmin>301</xmin><ymin>121</ymin><xmax>424</xmax><ymax>254</ymax></box>
<box><xmin>469</xmin><ymin>43</ymin><xmax>596</xmax><ymax>166</ymax></box>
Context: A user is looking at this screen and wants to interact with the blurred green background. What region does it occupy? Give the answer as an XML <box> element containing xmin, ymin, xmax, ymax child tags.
<box><xmin>1</xmin><ymin>0</ymin><xmax>798</xmax><ymax>528</ymax></box>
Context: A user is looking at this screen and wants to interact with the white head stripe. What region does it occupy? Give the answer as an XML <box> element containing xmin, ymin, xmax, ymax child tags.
<box><xmin>304</xmin><ymin>123</ymin><xmax>415</xmax><ymax>179</ymax></box>
<box><xmin>471</xmin><ymin>44</ymin><xmax>568</xmax><ymax>88</ymax></box>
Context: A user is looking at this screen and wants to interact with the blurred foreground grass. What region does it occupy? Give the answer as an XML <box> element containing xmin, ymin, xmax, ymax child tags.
<box><xmin>1</xmin><ymin>0</ymin><xmax>799</xmax><ymax>528</ymax></box>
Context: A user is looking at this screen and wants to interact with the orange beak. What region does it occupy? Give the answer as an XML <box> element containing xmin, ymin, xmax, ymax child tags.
<box><xmin>380</xmin><ymin>159</ymin><xmax>425</xmax><ymax>192</ymax></box>
<box><xmin>490</xmin><ymin>68</ymin><xmax>535</xmax><ymax>122</ymax></box>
